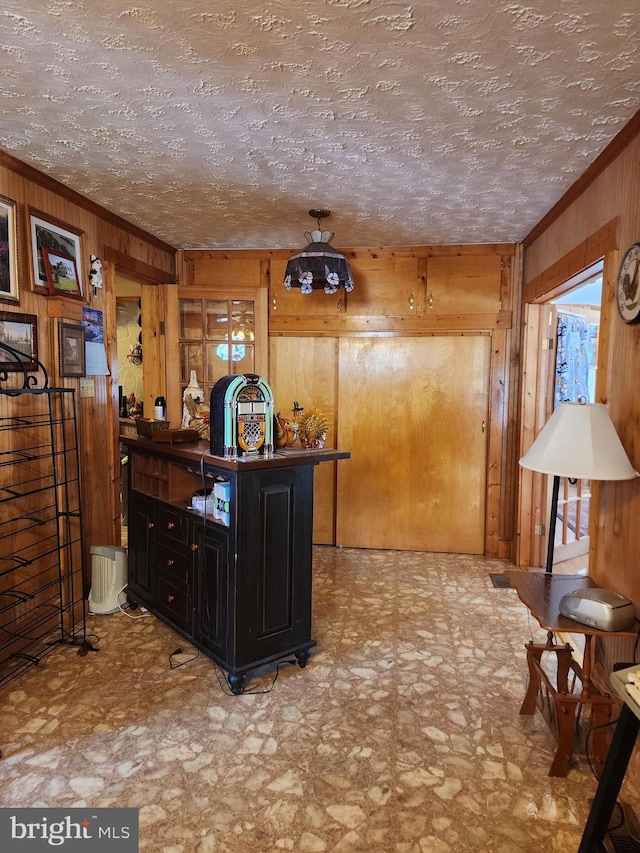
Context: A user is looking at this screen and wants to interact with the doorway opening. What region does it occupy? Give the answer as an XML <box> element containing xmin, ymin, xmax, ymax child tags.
<box><xmin>549</xmin><ymin>265</ymin><xmax>602</xmax><ymax>572</ymax></box>
<box><xmin>116</xmin><ymin>276</ymin><xmax>143</xmax><ymax>551</ymax></box>
<box><xmin>518</xmin><ymin>260</ymin><xmax>603</xmax><ymax>573</ymax></box>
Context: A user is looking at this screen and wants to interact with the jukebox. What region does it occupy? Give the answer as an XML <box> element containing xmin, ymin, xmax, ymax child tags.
<box><xmin>209</xmin><ymin>373</ymin><xmax>275</xmax><ymax>459</ymax></box>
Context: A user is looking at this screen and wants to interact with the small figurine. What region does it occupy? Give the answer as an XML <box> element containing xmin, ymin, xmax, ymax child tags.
<box><xmin>88</xmin><ymin>255</ymin><xmax>103</xmax><ymax>290</ymax></box>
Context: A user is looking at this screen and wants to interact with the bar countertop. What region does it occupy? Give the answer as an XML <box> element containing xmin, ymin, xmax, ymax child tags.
<box><xmin>120</xmin><ymin>433</ymin><xmax>350</xmax><ymax>472</ymax></box>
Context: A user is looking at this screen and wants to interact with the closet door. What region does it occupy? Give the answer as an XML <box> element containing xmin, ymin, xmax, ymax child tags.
<box><xmin>336</xmin><ymin>335</ymin><xmax>490</xmax><ymax>553</ymax></box>
<box><xmin>269</xmin><ymin>336</ymin><xmax>338</xmax><ymax>544</ymax></box>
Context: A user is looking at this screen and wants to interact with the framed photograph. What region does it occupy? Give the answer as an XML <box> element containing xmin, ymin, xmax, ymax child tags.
<box><xmin>58</xmin><ymin>321</ymin><xmax>86</xmax><ymax>378</ymax></box>
<box><xmin>0</xmin><ymin>195</ymin><xmax>19</xmax><ymax>303</ymax></box>
<box><xmin>0</xmin><ymin>311</ymin><xmax>38</xmax><ymax>371</ymax></box>
<box><xmin>29</xmin><ymin>209</ymin><xmax>83</xmax><ymax>294</ymax></box>
<box><xmin>43</xmin><ymin>248</ymin><xmax>83</xmax><ymax>300</ymax></box>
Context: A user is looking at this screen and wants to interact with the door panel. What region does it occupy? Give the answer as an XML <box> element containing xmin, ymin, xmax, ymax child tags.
<box><xmin>269</xmin><ymin>336</ymin><xmax>339</xmax><ymax>544</ymax></box>
<box><xmin>336</xmin><ymin>335</ymin><xmax>490</xmax><ymax>553</ymax></box>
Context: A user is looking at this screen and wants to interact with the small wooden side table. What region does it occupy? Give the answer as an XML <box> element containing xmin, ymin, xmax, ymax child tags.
<box><xmin>506</xmin><ymin>570</ymin><xmax>640</xmax><ymax>777</ymax></box>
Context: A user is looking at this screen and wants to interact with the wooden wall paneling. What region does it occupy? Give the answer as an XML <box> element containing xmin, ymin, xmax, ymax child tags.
<box><xmin>268</xmin><ymin>336</ymin><xmax>339</xmax><ymax>544</ymax></box>
<box><xmin>269</xmin><ymin>311</ymin><xmax>512</xmax><ymax>336</ymax></box>
<box><xmin>0</xmin><ymin>154</ymin><xmax>177</xmax><ymax>575</ymax></box>
<box><xmin>515</xmin><ymin>303</ymin><xmax>555</xmax><ymax>568</ymax></box>
<box><xmin>184</xmin><ymin>254</ymin><xmax>263</xmax><ymax>289</ymax></box>
<box><xmin>523</xmin><ymin>218</ymin><xmax>618</xmax><ymax>303</ymax></box>
<box><xmin>336</xmin><ymin>334</ymin><xmax>490</xmax><ymax>553</ymax></box>
<box><xmin>140</xmin><ymin>283</ymin><xmax>166</xmax><ymax>418</ymax></box>
<box><xmin>485</xmin><ymin>328</ymin><xmax>506</xmax><ymax>558</ymax></box>
<box><xmin>163</xmin><ymin>282</ymin><xmax>181</xmax><ymax>427</ymax></box>
<box><xmin>104</xmin><ymin>260</ymin><xmax>124</xmax><ymax>541</ymax></box>
<box><xmin>172</xmin><ymin>244</ymin><xmax>518</xmax><ymax>557</ymax></box>
<box><xmin>496</xmin><ymin>247</ymin><xmax>523</xmax><ymax>559</ymax></box>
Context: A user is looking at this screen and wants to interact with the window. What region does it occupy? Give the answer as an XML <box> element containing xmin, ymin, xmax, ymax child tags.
<box><xmin>178</xmin><ymin>298</ymin><xmax>256</xmax><ymax>400</ymax></box>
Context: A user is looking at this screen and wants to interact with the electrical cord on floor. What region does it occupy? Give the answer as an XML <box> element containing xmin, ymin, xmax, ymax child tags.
<box><xmin>213</xmin><ymin>658</ymin><xmax>297</xmax><ymax>696</ymax></box>
<box><xmin>116</xmin><ymin>585</ymin><xmax>151</xmax><ymax>619</ymax></box>
<box><xmin>168</xmin><ymin>646</ymin><xmax>200</xmax><ymax>669</ymax></box>
<box><xmin>585</xmin><ymin>714</ymin><xmax>619</xmax><ymax>780</ymax></box>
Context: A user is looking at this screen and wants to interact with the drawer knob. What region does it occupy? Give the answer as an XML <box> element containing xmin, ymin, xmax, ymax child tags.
<box><xmin>148</xmin><ymin>522</ymin><xmax>154</xmax><ymax>530</ymax></box>
<box><xmin>167</xmin><ymin>594</ymin><xmax>175</xmax><ymax>603</ymax></box>
<box><xmin>167</xmin><ymin>522</ymin><xmax>175</xmax><ymax>529</ymax></box>
<box><xmin>191</xmin><ymin>543</ymin><xmax>199</xmax><ymax>552</ymax></box>
<box><xmin>167</xmin><ymin>559</ymin><xmax>174</xmax><ymax>566</ymax></box>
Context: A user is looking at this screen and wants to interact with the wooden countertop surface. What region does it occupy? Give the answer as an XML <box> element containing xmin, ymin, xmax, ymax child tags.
<box><xmin>120</xmin><ymin>434</ymin><xmax>350</xmax><ymax>472</ymax></box>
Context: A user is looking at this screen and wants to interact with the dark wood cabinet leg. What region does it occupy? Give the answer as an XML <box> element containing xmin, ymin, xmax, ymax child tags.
<box><xmin>227</xmin><ymin>673</ymin><xmax>248</xmax><ymax>695</ymax></box>
<box><xmin>295</xmin><ymin>649</ymin><xmax>312</xmax><ymax>668</ymax></box>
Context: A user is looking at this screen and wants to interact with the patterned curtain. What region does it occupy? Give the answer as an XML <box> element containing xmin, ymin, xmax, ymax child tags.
<box><xmin>554</xmin><ymin>313</ymin><xmax>590</xmax><ymax>408</ymax></box>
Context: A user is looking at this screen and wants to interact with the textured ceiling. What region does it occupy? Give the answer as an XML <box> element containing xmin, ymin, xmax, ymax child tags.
<box><xmin>0</xmin><ymin>0</ymin><xmax>638</xmax><ymax>250</ymax></box>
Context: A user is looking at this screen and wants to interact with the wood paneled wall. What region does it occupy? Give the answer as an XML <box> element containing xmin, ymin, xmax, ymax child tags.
<box><xmin>521</xmin><ymin>119</ymin><xmax>640</xmax><ymax>790</ymax></box>
<box><xmin>522</xmin><ymin>131</ymin><xmax>640</xmax><ymax>598</ymax></box>
<box><xmin>0</xmin><ymin>152</ymin><xmax>176</xmax><ymax>579</ymax></box>
<box><xmin>182</xmin><ymin>243</ymin><xmax>521</xmax><ymax>558</ymax></box>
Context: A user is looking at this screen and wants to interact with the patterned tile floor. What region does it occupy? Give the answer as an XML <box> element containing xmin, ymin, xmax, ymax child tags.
<box><xmin>1</xmin><ymin>547</ymin><xmax>636</xmax><ymax>852</ymax></box>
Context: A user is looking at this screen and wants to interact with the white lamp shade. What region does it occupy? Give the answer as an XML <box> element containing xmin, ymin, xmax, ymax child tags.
<box><xmin>519</xmin><ymin>402</ymin><xmax>638</xmax><ymax>480</ymax></box>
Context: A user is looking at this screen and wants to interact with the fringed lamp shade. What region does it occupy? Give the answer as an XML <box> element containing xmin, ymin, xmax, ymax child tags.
<box><xmin>283</xmin><ymin>211</ymin><xmax>354</xmax><ymax>295</ymax></box>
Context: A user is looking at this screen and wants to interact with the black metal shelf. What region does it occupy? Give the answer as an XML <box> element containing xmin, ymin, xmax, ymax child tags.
<box><xmin>0</xmin><ymin>342</ymin><xmax>94</xmax><ymax>688</ymax></box>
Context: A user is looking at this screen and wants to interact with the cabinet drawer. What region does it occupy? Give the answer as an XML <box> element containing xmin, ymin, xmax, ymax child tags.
<box><xmin>156</xmin><ymin>507</ymin><xmax>188</xmax><ymax>542</ymax></box>
<box><xmin>156</xmin><ymin>541</ymin><xmax>190</xmax><ymax>584</ymax></box>
<box><xmin>157</xmin><ymin>576</ymin><xmax>190</xmax><ymax>630</ymax></box>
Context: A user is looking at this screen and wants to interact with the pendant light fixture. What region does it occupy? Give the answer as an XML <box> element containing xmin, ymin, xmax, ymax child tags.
<box><xmin>284</xmin><ymin>209</ymin><xmax>354</xmax><ymax>295</ymax></box>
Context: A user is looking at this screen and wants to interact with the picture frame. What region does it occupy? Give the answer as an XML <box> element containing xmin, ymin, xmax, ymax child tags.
<box><xmin>43</xmin><ymin>247</ymin><xmax>83</xmax><ymax>300</ymax></box>
<box><xmin>0</xmin><ymin>195</ymin><xmax>19</xmax><ymax>303</ymax></box>
<box><xmin>29</xmin><ymin>209</ymin><xmax>84</xmax><ymax>294</ymax></box>
<box><xmin>0</xmin><ymin>311</ymin><xmax>38</xmax><ymax>372</ymax></box>
<box><xmin>58</xmin><ymin>321</ymin><xmax>86</xmax><ymax>378</ymax></box>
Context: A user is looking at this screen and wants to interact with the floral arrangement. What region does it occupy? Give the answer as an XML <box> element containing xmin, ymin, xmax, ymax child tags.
<box><xmin>297</xmin><ymin>407</ymin><xmax>328</xmax><ymax>449</ymax></box>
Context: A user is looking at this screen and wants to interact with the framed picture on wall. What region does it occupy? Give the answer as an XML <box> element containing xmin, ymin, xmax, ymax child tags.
<box><xmin>43</xmin><ymin>248</ymin><xmax>83</xmax><ymax>300</ymax></box>
<box><xmin>29</xmin><ymin>209</ymin><xmax>84</xmax><ymax>294</ymax></box>
<box><xmin>0</xmin><ymin>195</ymin><xmax>19</xmax><ymax>303</ymax></box>
<box><xmin>58</xmin><ymin>321</ymin><xmax>86</xmax><ymax>377</ymax></box>
<box><xmin>0</xmin><ymin>311</ymin><xmax>38</xmax><ymax>371</ymax></box>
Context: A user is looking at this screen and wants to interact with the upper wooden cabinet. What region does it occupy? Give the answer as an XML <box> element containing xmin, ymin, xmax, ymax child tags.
<box><xmin>425</xmin><ymin>254</ymin><xmax>502</xmax><ymax>314</ymax></box>
<box><xmin>268</xmin><ymin>249</ymin><xmax>509</xmax><ymax>329</ymax></box>
<box><xmin>346</xmin><ymin>257</ymin><xmax>421</xmax><ymax>316</ymax></box>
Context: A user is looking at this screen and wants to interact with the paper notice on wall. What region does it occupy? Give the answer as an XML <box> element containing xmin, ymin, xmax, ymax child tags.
<box><xmin>82</xmin><ymin>307</ymin><xmax>110</xmax><ymax>375</ymax></box>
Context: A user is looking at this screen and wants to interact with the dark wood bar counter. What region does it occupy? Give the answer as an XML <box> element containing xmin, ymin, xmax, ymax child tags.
<box><xmin>121</xmin><ymin>435</ymin><xmax>349</xmax><ymax>693</ymax></box>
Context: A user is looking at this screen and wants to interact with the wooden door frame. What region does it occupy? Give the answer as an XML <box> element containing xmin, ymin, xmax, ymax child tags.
<box><xmin>107</xmin><ymin>261</ymin><xmax>171</xmax><ymax>548</ymax></box>
<box><xmin>516</xmin><ymin>221</ymin><xmax>618</xmax><ymax>568</ymax></box>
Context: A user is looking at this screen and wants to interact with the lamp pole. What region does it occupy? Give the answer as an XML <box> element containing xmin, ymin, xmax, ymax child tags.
<box><xmin>545</xmin><ymin>474</ymin><xmax>561</xmax><ymax>575</ymax></box>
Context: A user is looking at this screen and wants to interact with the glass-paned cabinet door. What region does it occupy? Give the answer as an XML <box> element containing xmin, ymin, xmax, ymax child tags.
<box><xmin>179</xmin><ymin>297</ymin><xmax>257</xmax><ymax>402</ymax></box>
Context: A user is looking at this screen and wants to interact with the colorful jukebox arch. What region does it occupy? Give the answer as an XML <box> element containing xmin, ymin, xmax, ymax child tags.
<box><xmin>209</xmin><ymin>373</ymin><xmax>275</xmax><ymax>459</ymax></box>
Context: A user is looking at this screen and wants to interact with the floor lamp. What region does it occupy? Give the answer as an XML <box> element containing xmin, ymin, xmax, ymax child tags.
<box><xmin>519</xmin><ymin>402</ymin><xmax>638</xmax><ymax>574</ymax></box>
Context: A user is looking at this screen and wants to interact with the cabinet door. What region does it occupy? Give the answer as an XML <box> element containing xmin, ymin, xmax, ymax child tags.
<box><xmin>426</xmin><ymin>254</ymin><xmax>501</xmax><ymax>314</ymax></box>
<box><xmin>193</xmin><ymin>521</ymin><xmax>228</xmax><ymax>657</ymax></box>
<box><xmin>235</xmin><ymin>465</ymin><xmax>314</xmax><ymax>667</ymax></box>
<box><xmin>346</xmin><ymin>257</ymin><xmax>420</xmax><ymax>316</ymax></box>
<box><xmin>128</xmin><ymin>493</ymin><xmax>156</xmax><ymax>599</ymax></box>
<box><xmin>270</xmin><ymin>258</ymin><xmax>345</xmax><ymax>317</ymax></box>
<box><xmin>336</xmin><ymin>335</ymin><xmax>490</xmax><ymax>553</ymax></box>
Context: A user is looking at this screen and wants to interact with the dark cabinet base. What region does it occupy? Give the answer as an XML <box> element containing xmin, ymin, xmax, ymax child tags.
<box><xmin>122</xmin><ymin>439</ymin><xmax>348</xmax><ymax>693</ymax></box>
